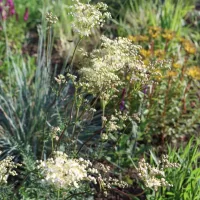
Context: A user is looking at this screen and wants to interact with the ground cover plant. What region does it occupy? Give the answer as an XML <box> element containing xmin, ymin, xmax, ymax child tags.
<box><xmin>0</xmin><ymin>0</ymin><xmax>200</xmax><ymax>199</ymax></box>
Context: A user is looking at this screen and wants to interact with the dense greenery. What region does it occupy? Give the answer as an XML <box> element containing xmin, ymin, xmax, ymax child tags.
<box><xmin>0</xmin><ymin>0</ymin><xmax>199</xmax><ymax>199</ymax></box>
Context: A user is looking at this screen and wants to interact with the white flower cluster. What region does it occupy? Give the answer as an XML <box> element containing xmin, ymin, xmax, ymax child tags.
<box><xmin>98</xmin><ymin>176</ymin><xmax>128</xmax><ymax>191</ymax></box>
<box><xmin>79</xmin><ymin>36</ymin><xmax>148</xmax><ymax>102</ymax></box>
<box><xmin>68</xmin><ymin>0</ymin><xmax>111</xmax><ymax>37</ymax></box>
<box><xmin>46</xmin><ymin>12</ymin><xmax>58</xmax><ymax>27</ymax></box>
<box><xmin>54</xmin><ymin>74</ymin><xmax>66</xmax><ymax>85</ymax></box>
<box><xmin>105</xmin><ymin>115</ymin><xmax>120</xmax><ymax>132</ymax></box>
<box><xmin>94</xmin><ymin>163</ymin><xmax>128</xmax><ymax>194</ymax></box>
<box><xmin>104</xmin><ymin>110</ymin><xmax>129</xmax><ymax>133</ymax></box>
<box><xmin>37</xmin><ymin>152</ymin><xmax>128</xmax><ymax>193</ymax></box>
<box><xmin>148</xmin><ymin>59</ymin><xmax>171</xmax><ymax>82</ymax></box>
<box><xmin>161</xmin><ymin>155</ymin><xmax>180</xmax><ymax>168</ymax></box>
<box><xmin>94</xmin><ymin>162</ymin><xmax>110</xmax><ymax>173</ymax></box>
<box><xmin>0</xmin><ymin>151</ymin><xmax>21</xmax><ymax>185</ymax></box>
<box><xmin>37</xmin><ymin>151</ymin><xmax>94</xmax><ymax>189</ymax></box>
<box><xmin>50</xmin><ymin>127</ymin><xmax>61</xmax><ymax>141</ymax></box>
<box><xmin>136</xmin><ymin>157</ymin><xmax>179</xmax><ymax>191</ymax></box>
<box><xmin>67</xmin><ymin>73</ymin><xmax>77</xmax><ymax>83</ymax></box>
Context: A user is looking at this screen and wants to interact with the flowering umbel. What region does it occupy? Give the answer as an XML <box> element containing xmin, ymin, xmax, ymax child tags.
<box><xmin>37</xmin><ymin>151</ymin><xmax>128</xmax><ymax>194</ymax></box>
<box><xmin>37</xmin><ymin>151</ymin><xmax>90</xmax><ymax>189</ymax></box>
<box><xmin>79</xmin><ymin>36</ymin><xmax>146</xmax><ymax>102</ymax></box>
<box><xmin>67</xmin><ymin>0</ymin><xmax>111</xmax><ymax>37</ymax></box>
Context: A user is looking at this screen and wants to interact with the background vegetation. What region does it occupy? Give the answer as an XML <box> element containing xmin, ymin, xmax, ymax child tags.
<box><xmin>0</xmin><ymin>0</ymin><xmax>199</xmax><ymax>199</ymax></box>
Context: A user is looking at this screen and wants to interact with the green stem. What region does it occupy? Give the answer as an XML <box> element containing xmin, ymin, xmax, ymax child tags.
<box><xmin>154</xmin><ymin>190</ymin><xmax>159</xmax><ymax>199</ymax></box>
<box><xmin>46</xmin><ymin>27</ymin><xmax>53</xmax><ymax>70</ymax></box>
<box><xmin>57</xmin><ymin>189</ymin><xmax>60</xmax><ymax>200</ymax></box>
<box><xmin>71</xmin><ymin>88</ymin><xmax>81</xmax><ymax>152</ymax></box>
<box><xmin>2</xmin><ymin>20</ymin><xmax>9</xmax><ymax>58</ymax></box>
<box><xmin>77</xmin><ymin>93</ymin><xmax>101</xmax><ymax>121</ymax></box>
<box><xmin>96</xmin><ymin>99</ymin><xmax>106</xmax><ymax>158</ymax></box>
<box><xmin>101</xmin><ymin>99</ymin><xmax>106</xmax><ymax>128</ymax></box>
<box><xmin>52</xmin><ymin>137</ymin><xmax>54</xmax><ymax>152</ymax></box>
<box><xmin>68</xmin><ymin>37</ymin><xmax>83</xmax><ymax>73</ymax></box>
<box><xmin>72</xmin><ymin>106</ymin><xmax>80</xmax><ymax>139</ymax></box>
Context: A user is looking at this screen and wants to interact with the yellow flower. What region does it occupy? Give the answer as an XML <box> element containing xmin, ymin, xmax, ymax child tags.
<box><xmin>138</xmin><ymin>35</ymin><xmax>149</xmax><ymax>42</ymax></box>
<box><xmin>140</xmin><ymin>49</ymin><xmax>151</xmax><ymax>57</ymax></box>
<box><xmin>154</xmin><ymin>49</ymin><xmax>165</xmax><ymax>59</ymax></box>
<box><xmin>172</xmin><ymin>63</ymin><xmax>182</xmax><ymax>69</ymax></box>
<box><xmin>187</xmin><ymin>66</ymin><xmax>200</xmax><ymax>80</ymax></box>
<box><xmin>183</xmin><ymin>42</ymin><xmax>196</xmax><ymax>54</ymax></box>
<box><xmin>128</xmin><ymin>35</ymin><xmax>138</xmax><ymax>42</ymax></box>
<box><xmin>178</xmin><ymin>37</ymin><xmax>187</xmax><ymax>44</ymax></box>
<box><xmin>162</xmin><ymin>30</ymin><xmax>175</xmax><ymax>41</ymax></box>
<box><xmin>166</xmin><ymin>71</ymin><xmax>178</xmax><ymax>78</ymax></box>
<box><xmin>143</xmin><ymin>59</ymin><xmax>150</xmax><ymax>66</ymax></box>
<box><xmin>148</xmin><ymin>26</ymin><xmax>161</xmax><ymax>38</ymax></box>
<box><xmin>179</xmin><ymin>39</ymin><xmax>196</xmax><ymax>54</ymax></box>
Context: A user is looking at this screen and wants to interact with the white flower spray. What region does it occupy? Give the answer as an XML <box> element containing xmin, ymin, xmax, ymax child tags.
<box><xmin>68</xmin><ymin>0</ymin><xmax>111</xmax><ymax>37</ymax></box>
<box><xmin>136</xmin><ymin>156</ymin><xmax>180</xmax><ymax>191</ymax></box>
<box><xmin>0</xmin><ymin>151</ymin><xmax>21</xmax><ymax>185</ymax></box>
<box><xmin>37</xmin><ymin>151</ymin><xmax>128</xmax><ymax>197</ymax></box>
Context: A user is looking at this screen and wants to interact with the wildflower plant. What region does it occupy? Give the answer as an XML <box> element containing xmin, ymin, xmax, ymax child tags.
<box><xmin>67</xmin><ymin>0</ymin><xmax>111</xmax><ymax>37</ymax></box>
<box><xmin>79</xmin><ymin>36</ymin><xmax>152</xmax><ymax>105</ymax></box>
<box><xmin>0</xmin><ymin>0</ymin><xmax>199</xmax><ymax>199</ymax></box>
<box><xmin>126</xmin><ymin>27</ymin><xmax>200</xmax><ymax>145</ymax></box>
<box><xmin>138</xmin><ymin>138</ymin><xmax>200</xmax><ymax>200</ymax></box>
<box><xmin>36</xmin><ymin>151</ymin><xmax>128</xmax><ymax>198</ymax></box>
